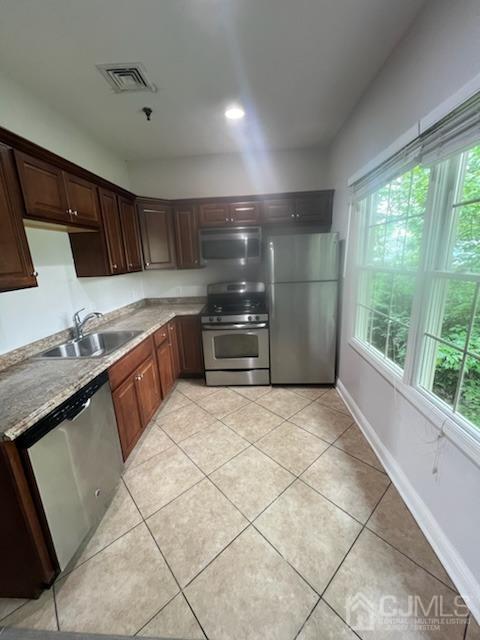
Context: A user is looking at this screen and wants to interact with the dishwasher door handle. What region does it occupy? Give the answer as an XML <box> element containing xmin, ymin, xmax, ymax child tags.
<box><xmin>67</xmin><ymin>398</ymin><xmax>91</xmax><ymax>421</ymax></box>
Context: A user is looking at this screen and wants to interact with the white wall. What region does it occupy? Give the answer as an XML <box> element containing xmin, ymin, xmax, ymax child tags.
<box><xmin>0</xmin><ymin>73</ymin><xmax>145</xmax><ymax>353</ymax></box>
<box><xmin>128</xmin><ymin>146</ymin><xmax>328</xmax><ymax>199</ymax></box>
<box><xmin>0</xmin><ymin>228</ymin><xmax>144</xmax><ymax>353</ymax></box>
<box><xmin>329</xmin><ymin>0</ymin><xmax>480</xmax><ymax>615</ymax></box>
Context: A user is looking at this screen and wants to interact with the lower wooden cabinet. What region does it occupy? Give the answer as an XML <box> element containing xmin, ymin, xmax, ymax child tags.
<box><xmin>176</xmin><ymin>315</ymin><xmax>204</xmax><ymax>376</ymax></box>
<box><xmin>156</xmin><ymin>339</ymin><xmax>175</xmax><ymax>397</ymax></box>
<box><xmin>109</xmin><ymin>336</ymin><xmax>161</xmax><ymax>460</ymax></box>
<box><xmin>135</xmin><ymin>354</ymin><xmax>162</xmax><ymax>426</ymax></box>
<box><xmin>168</xmin><ymin>319</ymin><xmax>181</xmax><ymax>378</ymax></box>
<box><xmin>112</xmin><ymin>376</ymin><xmax>144</xmax><ymax>461</ymax></box>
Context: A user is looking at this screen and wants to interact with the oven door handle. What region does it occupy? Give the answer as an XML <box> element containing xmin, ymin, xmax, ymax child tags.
<box><xmin>202</xmin><ymin>322</ymin><xmax>268</xmax><ymax>330</ymax></box>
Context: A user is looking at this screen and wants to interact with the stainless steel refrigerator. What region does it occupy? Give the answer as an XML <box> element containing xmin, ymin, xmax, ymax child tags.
<box><xmin>266</xmin><ymin>232</ymin><xmax>339</xmax><ymax>384</ymax></box>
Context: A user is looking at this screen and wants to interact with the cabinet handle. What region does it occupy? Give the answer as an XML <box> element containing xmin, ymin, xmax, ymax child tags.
<box><xmin>135</xmin><ymin>374</ymin><xmax>142</xmax><ymax>381</ymax></box>
<box><xmin>128</xmin><ymin>263</ymin><xmax>133</xmax><ymax>268</ymax></box>
<box><xmin>230</xmin><ymin>217</ymin><xmax>234</xmax><ymax>222</ymax></box>
<box><xmin>72</xmin><ymin>210</ymin><xmax>78</xmax><ymax>217</ymax></box>
<box><xmin>67</xmin><ymin>208</ymin><xmax>72</xmax><ymax>216</ymax></box>
<box><xmin>112</xmin><ymin>263</ymin><xmax>117</xmax><ymax>270</ymax></box>
<box><xmin>32</xmin><ymin>270</ymin><xmax>38</xmax><ymax>277</ymax></box>
<box><xmin>145</xmin><ymin>261</ymin><xmax>150</xmax><ymax>266</ymax></box>
<box><xmin>225</xmin><ymin>217</ymin><xmax>229</xmax><ymax>222</ymax></box>
<box><xmin>290</xmin><ymin>213</ymin><xmax>295</xmax><ymax>218</ymax></box>
<box><xmin>296</xmin><ymin>213</ymin><xmax>300</xmax><ymax>218</ymax></box>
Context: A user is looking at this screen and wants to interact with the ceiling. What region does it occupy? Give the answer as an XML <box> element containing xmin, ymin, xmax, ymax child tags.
<box><xmin>0</xmin><ymin>0</ymin><xmax>426</xmax><ymax>161</ymax></box>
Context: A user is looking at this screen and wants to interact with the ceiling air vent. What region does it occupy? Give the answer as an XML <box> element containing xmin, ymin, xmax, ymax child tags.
<box><xmin>96</xmin><ymin>63</ymin><xmax>157</xmax><ymax>93</ymax></box>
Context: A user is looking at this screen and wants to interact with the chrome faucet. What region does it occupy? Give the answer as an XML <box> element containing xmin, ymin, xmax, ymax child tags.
<box><xmin>72</xmin><ymin>308</ymin><xmax>104</xmax><ymax>340</ymax></box>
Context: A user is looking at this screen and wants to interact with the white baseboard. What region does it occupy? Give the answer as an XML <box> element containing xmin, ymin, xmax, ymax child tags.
<box><xmin>336</xmin><ymin>379</ymin><xmax>480</xmax><ymax>623</ymax></box>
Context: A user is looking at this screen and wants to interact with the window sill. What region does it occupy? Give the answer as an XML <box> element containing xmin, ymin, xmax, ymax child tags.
<box><xmin>348</xmin><ymin>337</ymin><xmax>480</xmax><ymax>468</ymax></box>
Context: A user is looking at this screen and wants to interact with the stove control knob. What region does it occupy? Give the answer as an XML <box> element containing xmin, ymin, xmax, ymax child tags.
<box><xmin>216</xmin><ymin>317</ymin><xmax>221</xmax><ymax>322</ymax></box>
<box><xmin>248</xmin><ymin>315</ymin><xmax>253</xmax><ymax>321</ymax></box>
<box><xmin>209</xmin><ymin>316</ymin><xmax>214</xmax><ymax>322</ymax></box>
<box><xmin>255</xmin><ymin>315</ymin><xmax>260</xmax><ymax>321</ymax></box>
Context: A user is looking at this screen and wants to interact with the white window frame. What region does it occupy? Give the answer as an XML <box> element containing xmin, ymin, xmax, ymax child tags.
<box><xmin>349</xmin><ymin>148</ymin><xmax>480</xmax><ymax>464</ymax></box>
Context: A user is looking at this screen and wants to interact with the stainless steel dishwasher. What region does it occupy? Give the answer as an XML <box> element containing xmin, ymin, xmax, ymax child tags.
<box><xmin>18</xmin><ymin>371</ymin><xmax>123</xmax><ymax>571</ymax></box>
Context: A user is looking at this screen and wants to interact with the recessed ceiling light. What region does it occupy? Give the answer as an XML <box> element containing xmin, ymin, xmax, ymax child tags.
<box><xmin>225</xmin><ymin>105</ymin><xmax>245</xmax><ymax>120</ymax></box>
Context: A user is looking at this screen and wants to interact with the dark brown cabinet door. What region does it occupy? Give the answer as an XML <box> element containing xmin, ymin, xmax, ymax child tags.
<box><xmin>198</xmin><ymin>202</ymin><xmax>230</xmax><ymax>227</ymax></box>
<box><xmin>156</xmin><ymin>340</ymin><xmax>175</xmax><ymax>398</ymax></box>
<box><xmin>112</xmin><ymin>375</ymin><xmax>143</xmax><ymax>461</ymax></box>
<box><xmin>14</xmin><ymin>151</ymin><xmax>69</xmax><ymax>224</ymax></box>
<box><xmin>98</xmin><ymin>189</ymin><xmax>126</xmax><ymax>274</ymax></box>
<box><xmin>261</xmin><ymin>197</ymin><xmax>296</xmax><ymax>223</ymax></box>
<box><xmin>0</xmin><ymin>145</ymin><xmax>37</xmax><ymax>292</ymax></box>
<box><xmin>174</xmin><ymin>205</ymin><xmax>200</xmax><ymax>268</ymax></box>
<box><xmin>230</xmin><ymin>201</ymin><xmax>260</xmax><ymax>225</ymax></box>
<box><xmin>138</xmin><ymin>200</ymin><xmax>176</xmax><ymax>270</ymax></box>
<box><xmin>177</xmin><ymin>315</ymin><xmax>204</xmax><ymax>376</ymax></box>
<box><xmin>135</xmin><ymin>355</ymin><xmax>162</xmax><ymax>427</ymax></box>
<box><xmin>295</xmin><ymin>192</ymin><xmax>333</xmax><ymax>224</ymax></box>
<box><xmin>63</xmin><ymin>173</ymin><xmax>100</xmax><ymax>227</ymax></box>
<box><xmin>119</xmin><ymin>196</ymin><xmax>142</xmax><ymax>272</ymax></box>
<box><xmin>168</xmin><ymin>319</ymin><xmax>181</xmax><ymax>378</ymax></box>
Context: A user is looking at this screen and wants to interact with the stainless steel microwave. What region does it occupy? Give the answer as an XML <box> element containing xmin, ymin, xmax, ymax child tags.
<box><xmin>199</xmin><ymin>226</ymin><xmax>262</xmax><ymax>265</ymax></box>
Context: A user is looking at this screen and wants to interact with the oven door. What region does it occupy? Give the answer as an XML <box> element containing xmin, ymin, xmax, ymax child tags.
<box><xmin>202</xmin><ymin>324</ymin><xmax>269</xmax><ymax>370</ymax></box>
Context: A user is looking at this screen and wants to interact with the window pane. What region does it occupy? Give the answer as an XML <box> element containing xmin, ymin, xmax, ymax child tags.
<box><xmin>427</xmin><ymin>338</ymin><xmax>463</xmax><ymax>408</ymax></box>
<box><xmin>470</xmin><ymin>301</ymin><xmax>480</xmax><ymax>357</ymax></box>
<box><xmin>371</xmin><ymin>272</ymin><xmax>393</xmax><ymax>315</ymax></box>
<box><xmin>383</xmin><ymin>218</ymin><xmax>407</xmax><ymax>267</ymax></box>
<box><xmin>368</xmin><ymin>310</ymin><xmax>388</xmax><ymax>355</ymax></box>
<box><xmin>449</xmin><ymin>202</ymin><xmax>480</xmax><ymax>273</ymax></box>
<box><xmin>458</xmin><ymin>356</ymin><xmax>480</xmax><ymax>429</ymax></box>
<box><xmin>438</xmin><ymin>280</ymin><xmax>477</xmax><ymax>350</ymax></box>
<box><xmin>387</xmin><ymin>320</ymin><xmax>408</xmax><ymax>369</ymax></box>
<box><xmin>403</xmin><ymin>215</ymin><xmax>424</xmax><ymax>268</ymax></box>
<box><xmin>457</xmin><ymin>146</ymin><xmax>480</xmax><ymax>203</ymax></box>
<box><xmin>367</xmin><ymin>224</ymin><xmax>386</xmax><ymax>265</ymax></box>
<box><xmin>391</xmin><ymin>274</ymin><xmax>415</xmax><ymax>325</ymax></box>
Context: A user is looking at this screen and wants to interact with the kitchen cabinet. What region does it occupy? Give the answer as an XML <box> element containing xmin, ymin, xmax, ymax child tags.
<box><xmin>229</xmin><ymin>201</ymin><xmax>261</xmax><ymax>225</ymax></box>
<box><xmin>157</xmin><ymin>338</ymin><xmax>175</xmax><ymax>397</ymax></box>
<box><xmin>177</xmin><ymin>315</ymin><xmax>204</xmax><ymax>376</ymax></box>
<box><xmin>14</xmin><ymin>151</ymin><xmax>100</xmax><ymax>229</ymax></box>
<box><xmin>119</xmin><ymin>196</ymin><xmax>143</xmax><ymax>272</ymax></box>
<box><xmin>168</xmin><ymin>319</ymin><xmax>181</xmax><ymax>378</ymax></box>
<box><xmin>138</xmin><ymin>199</ymin><xmax>176</xmax><ymax>269</ymax></box>
<box><xmin>112</xmin><ymin>377</ymin><xmax>143</xmax><ymax>461</ymax></box>
<box><xmin>70</xmin><ymin>190</ymin><xmax>143</xmax><ymax>277</ymax></box>
<box><xmin>135</xmin><ymin>354</ymin><xmax>162</xmax><ymax>426</ymax></box>
<box><xmin>0</xmin><ymin>144</ymin><xmax>38</xmax><ymax>292</ymax></box>
<box><xmin>174</xmin><ymin>204</ymin><xmax>200</xmax><ymax>268</ymax></box>
<box><xmin>109</xmin><ymin>336</ymin><xmax>161</xmax><ymax>460</ymax></box>
<box><xmin>198</xmin><ymin>200</ymin><xmax>261</xmax><ymax>227</ymax></box>
<box><xmin>261</xmin><ymin>191</ymin><xmax>333</xmax><ymax>225</ymax></box>
<box><xmin>198</xmin><ymin>202</ymin><xmax>230</xmax><ymax>227</ymax></box>
<box><xmin>0</xmin><ymin>441</ymin><xmax>58</xmax><ymax>598</ymax></box>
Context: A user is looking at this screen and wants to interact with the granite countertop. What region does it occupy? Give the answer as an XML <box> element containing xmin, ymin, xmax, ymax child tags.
<box><xmin>0</xmin><ymin>302</ymin><xmax>204</xmax><ymax>442</ymax></box>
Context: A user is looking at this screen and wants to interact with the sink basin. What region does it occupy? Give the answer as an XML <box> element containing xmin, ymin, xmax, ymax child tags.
<box><xmin>37</xmin><ymin>331</ymin><xmax>142</xmax><ymax>359</ymax></box>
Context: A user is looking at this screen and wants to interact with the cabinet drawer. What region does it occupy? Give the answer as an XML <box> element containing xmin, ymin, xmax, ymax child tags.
<box><xmin>230</xmin><ymin>201</ymin><xmax>260</xmax><ymax>225</ymax></box>
<box><xmin>153</xmin><ymin>324</ymin><xmax>169</xmax><ymax>348</ymax></box>
<box><xmin>108</xmin><ymin>337</ymin><xmax>153</xmax><ymax>390</ymax></box>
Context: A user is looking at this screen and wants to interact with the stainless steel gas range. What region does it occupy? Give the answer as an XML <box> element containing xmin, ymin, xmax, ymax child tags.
<box><xmin>201</xmin><ymin>282</ymin><xmax>270</xmax><ymax>386</ymax></box>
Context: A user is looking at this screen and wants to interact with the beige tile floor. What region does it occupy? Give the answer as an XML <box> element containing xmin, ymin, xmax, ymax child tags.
<box><xmin>0</xmin><ymin>380</ymin><xmax>474</xmax><ymax>639</ymax></box>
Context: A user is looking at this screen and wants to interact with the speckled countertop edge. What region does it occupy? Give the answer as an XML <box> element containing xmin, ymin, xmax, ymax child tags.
<box><xmin>0</xmin><ymin>300</ymin><xmax>205</xmax><ymax>442</ymax></box>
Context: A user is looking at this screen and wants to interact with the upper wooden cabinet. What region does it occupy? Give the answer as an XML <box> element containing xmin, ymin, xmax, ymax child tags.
<box><xmin>98</xmin><ymin>188</ymin><xmax>127</xmax><ymax>275</ymax></box>
<box><xmin>0</xmin><ymin>144</ymin><xmax>37</xmax><ymax>293</ymax></box>
<box><xmin>63</xmin><ymin>172</ymin><xmax>101</xmax><ymax>227</ymax></box>
<box><xmin>198</xmin><ymin>202</ymin><xmax>230</xmax><ymax>227</ymax></box>
<box><xmin>69</xmin><ymin>190</ymin><xmax>142</xmax><ymax>277</ymax></box>
<box><xmin>119</xmin><ymin>196</ymin><xmax>142</xmax><ymax>272</ymax></box>
<box><xmin>174</xmin><ymin>205</ymin><xmax>200</xmax><ymax>269</ymax></box>
<box><xmin>229</xmin><ymin>201</ymin><xmax>261</xmax><ymax>225</ymax></box>
<box><xmin>198</xmin><ymin>200</ymin><xmax>260</xmax><ymax>227</ymax></box>
<box><xmin>14</xmin><ymin>151</ymin><xmax>100</xmax><ymax>229</ymax></box>
<box><xmin>138</xmin><ymin>199</ymin><xmax>176</xmax><ymax>270</ymax></box>
<box><xmin>261</xmin><ymin>191</ymin><xmax>333</xmax><ymax>225</ymax></box>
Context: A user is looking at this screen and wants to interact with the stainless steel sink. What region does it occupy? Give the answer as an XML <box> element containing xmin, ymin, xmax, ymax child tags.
<box><xmin>37</xmin><ymin>331</ymin><xmax>142</xmax><ymax>359</ymax></box>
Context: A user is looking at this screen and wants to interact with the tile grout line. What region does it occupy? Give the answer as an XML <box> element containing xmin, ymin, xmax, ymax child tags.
<box><xmin>122</xmin><ymin>474</ymin><xmax>210</xmax><ymax>640</ymax></box>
